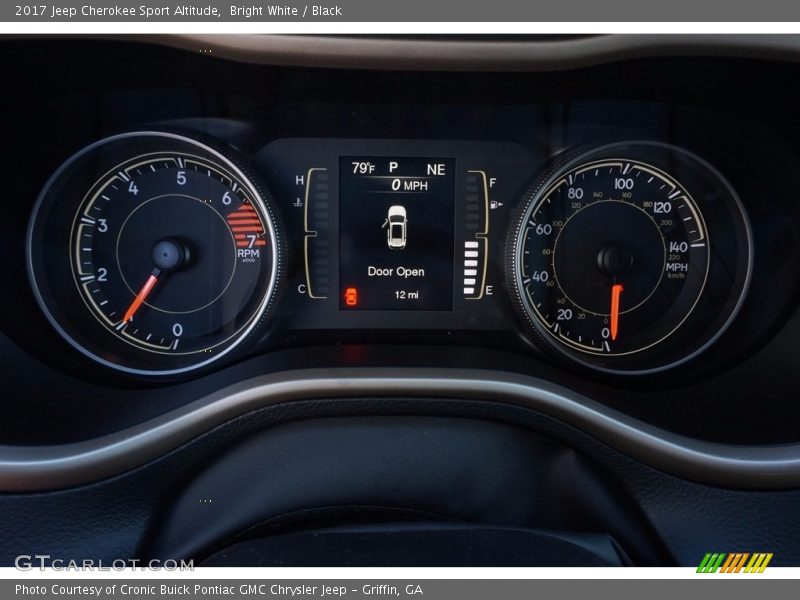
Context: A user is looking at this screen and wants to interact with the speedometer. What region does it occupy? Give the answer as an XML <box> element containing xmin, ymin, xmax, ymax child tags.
<box><xmin>507</xmin><ymin>142</ymin><xmax>752</xmax><ymax>373</ymax></box>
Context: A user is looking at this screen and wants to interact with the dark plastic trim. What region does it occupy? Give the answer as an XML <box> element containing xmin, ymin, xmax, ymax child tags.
<box><xmin>2</xmin><ymin>369</ymin><xmax>800</xmax><ymax>492</ymax></box>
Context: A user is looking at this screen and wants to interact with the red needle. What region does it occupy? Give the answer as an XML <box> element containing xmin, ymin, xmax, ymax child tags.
<box><xmin>123</xmin><ymin>270</ymin><xmax>160</xmax><ymax>323</ymax></box>
<box><xmin>610</xmin><ymin>283</ymin><xmax>624</xmax><ymax>341</ymax></box>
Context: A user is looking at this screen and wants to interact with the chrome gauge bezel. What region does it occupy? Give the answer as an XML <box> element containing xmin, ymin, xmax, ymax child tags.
<box><xmin>520</xmin><ymin>158</ymin><xmax>711</xmax><ymax>357</ymax></box>
<box><xmin>507</xmin><ymin>141</ymin><xmax>754</xmax><ymax>375</ymax></box>
<box><xmin>27</xmin><ymin>131</ymin><xmax>283</xmax><ymax>377</ymax></box>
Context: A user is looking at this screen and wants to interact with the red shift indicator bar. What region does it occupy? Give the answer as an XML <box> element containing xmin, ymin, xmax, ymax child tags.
<box><xmin>226</xmin><ymin>204</ymin><xmax>266</xmax><ymax>248</ymax></box>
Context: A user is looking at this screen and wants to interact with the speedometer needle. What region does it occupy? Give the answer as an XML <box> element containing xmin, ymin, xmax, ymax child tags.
<box><xmin>123</xmin><ymin>268</ymin><xmax>161</xmax><ymax>323</ymax></box>
<box><xmin>610</xmin><ymin>283</ymin><xmax>624</xmax><ymax>341</ymax></box>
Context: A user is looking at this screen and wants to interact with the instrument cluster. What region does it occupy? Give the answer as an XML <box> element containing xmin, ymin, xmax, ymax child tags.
<box><xmin>3</xmin><ymin>38</ymin><xmax>800</xmax><ymax>444</ymax></box>
<box><xmin>26</xmin><ymin>129</ymin><xmax>753</xmax><ymax>378</ymax></box>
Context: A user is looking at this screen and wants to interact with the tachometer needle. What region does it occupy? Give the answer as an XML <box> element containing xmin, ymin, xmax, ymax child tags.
<box><xmin>123</xmin><ymin>268</ymin><xmax>161</xmax><ymax>323</ymax></box>
<box><xmin>610</xmin><ymin>283</ymin><xmax>624</xmax><ymax>341</ymax></box>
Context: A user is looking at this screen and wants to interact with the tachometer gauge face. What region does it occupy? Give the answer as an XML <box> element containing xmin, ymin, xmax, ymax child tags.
<box><xmin>28</xmin><ymin>132</ymin><xmax>283</xmax><ymax>376</ymax></box>
<box><xmin>508</xmin><ymin>142</ymin><xmax>752</xmax><ymax>373</ymax></box>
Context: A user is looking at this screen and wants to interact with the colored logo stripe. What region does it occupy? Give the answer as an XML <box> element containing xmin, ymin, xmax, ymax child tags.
<box><xmin>720</xmin><ymin>553</ymin><xmax>749</xmax><ymax>573</ymax></box>
<box><xmin>697</xmin><ymin>553</ymin><xmax>773</xmax><ymax>573</ymax></box>
<box><xmin>697</xmin><ymin>553</ymin><xmax>725</xmax><ymax>573</ymax></box>
<box><xmin>745</xmin><ymin>553</ymin><xmax>773</xmax><ymax>573</ymax></box>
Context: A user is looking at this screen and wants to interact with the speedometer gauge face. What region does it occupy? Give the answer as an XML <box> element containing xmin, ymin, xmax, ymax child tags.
<box><xmin>521</xmin><ymin>159</ymin><xmax>709</xmax><ymax>356</ymax></box>
<box><xmin>508</xmin><ymin>142</ymin><xmax>752</xmax><ymax>373</ymax></box>
<box><xmin>28</xmin><ymin>132</ymin><xmax>283</xmax><ymax>376</ymax></box>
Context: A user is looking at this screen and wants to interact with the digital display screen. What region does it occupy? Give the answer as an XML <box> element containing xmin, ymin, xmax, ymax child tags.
<box><xmin>339</xmin><ymin>156</ymin><xmax>456</xmax><ymax>310</ymax></box>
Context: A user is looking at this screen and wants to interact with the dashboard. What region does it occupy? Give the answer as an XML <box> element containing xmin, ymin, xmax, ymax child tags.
<box><xmin>3</xmin><ymin>35</ymin><xmax>800</xmax><ymax>567</ymax></box>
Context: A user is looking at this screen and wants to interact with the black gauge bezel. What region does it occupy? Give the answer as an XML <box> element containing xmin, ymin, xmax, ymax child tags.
<box><xmin>506</xmin><ymin>141</ymin><xmax>754</xmax><ymax>375</ymax></box>
<box><xmin>27</xmin><ymin>131</ymin><xmax>284</xmax><ymax>377</ymax></box>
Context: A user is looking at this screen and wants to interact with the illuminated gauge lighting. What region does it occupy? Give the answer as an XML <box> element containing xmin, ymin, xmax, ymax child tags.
<box><xmin>508</xmin><ymin>142</ymin><xmax>752</xmax><ymax>373</ymax></box>
<box><xmin>28</xmin><ymin>132</ymin><xmax>283</xmax><ymax>375</ymax></box>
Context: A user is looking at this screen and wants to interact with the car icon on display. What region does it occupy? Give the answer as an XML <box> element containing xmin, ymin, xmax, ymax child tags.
<box><xmin>385</xmin><ymin>205</ymin><xmax>407</xmax><ymax>249</ymax></box>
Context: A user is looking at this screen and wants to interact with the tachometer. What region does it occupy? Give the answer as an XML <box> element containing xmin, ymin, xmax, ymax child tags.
<box><xmin>28</xmin><ymin>132</ymin><xmax>283</xmax><ymax>376</ymax></box>
<box><xmin>507</xmin><ymin>142</ymin><xmax>751</xmax><ymax>373</ymax></box>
